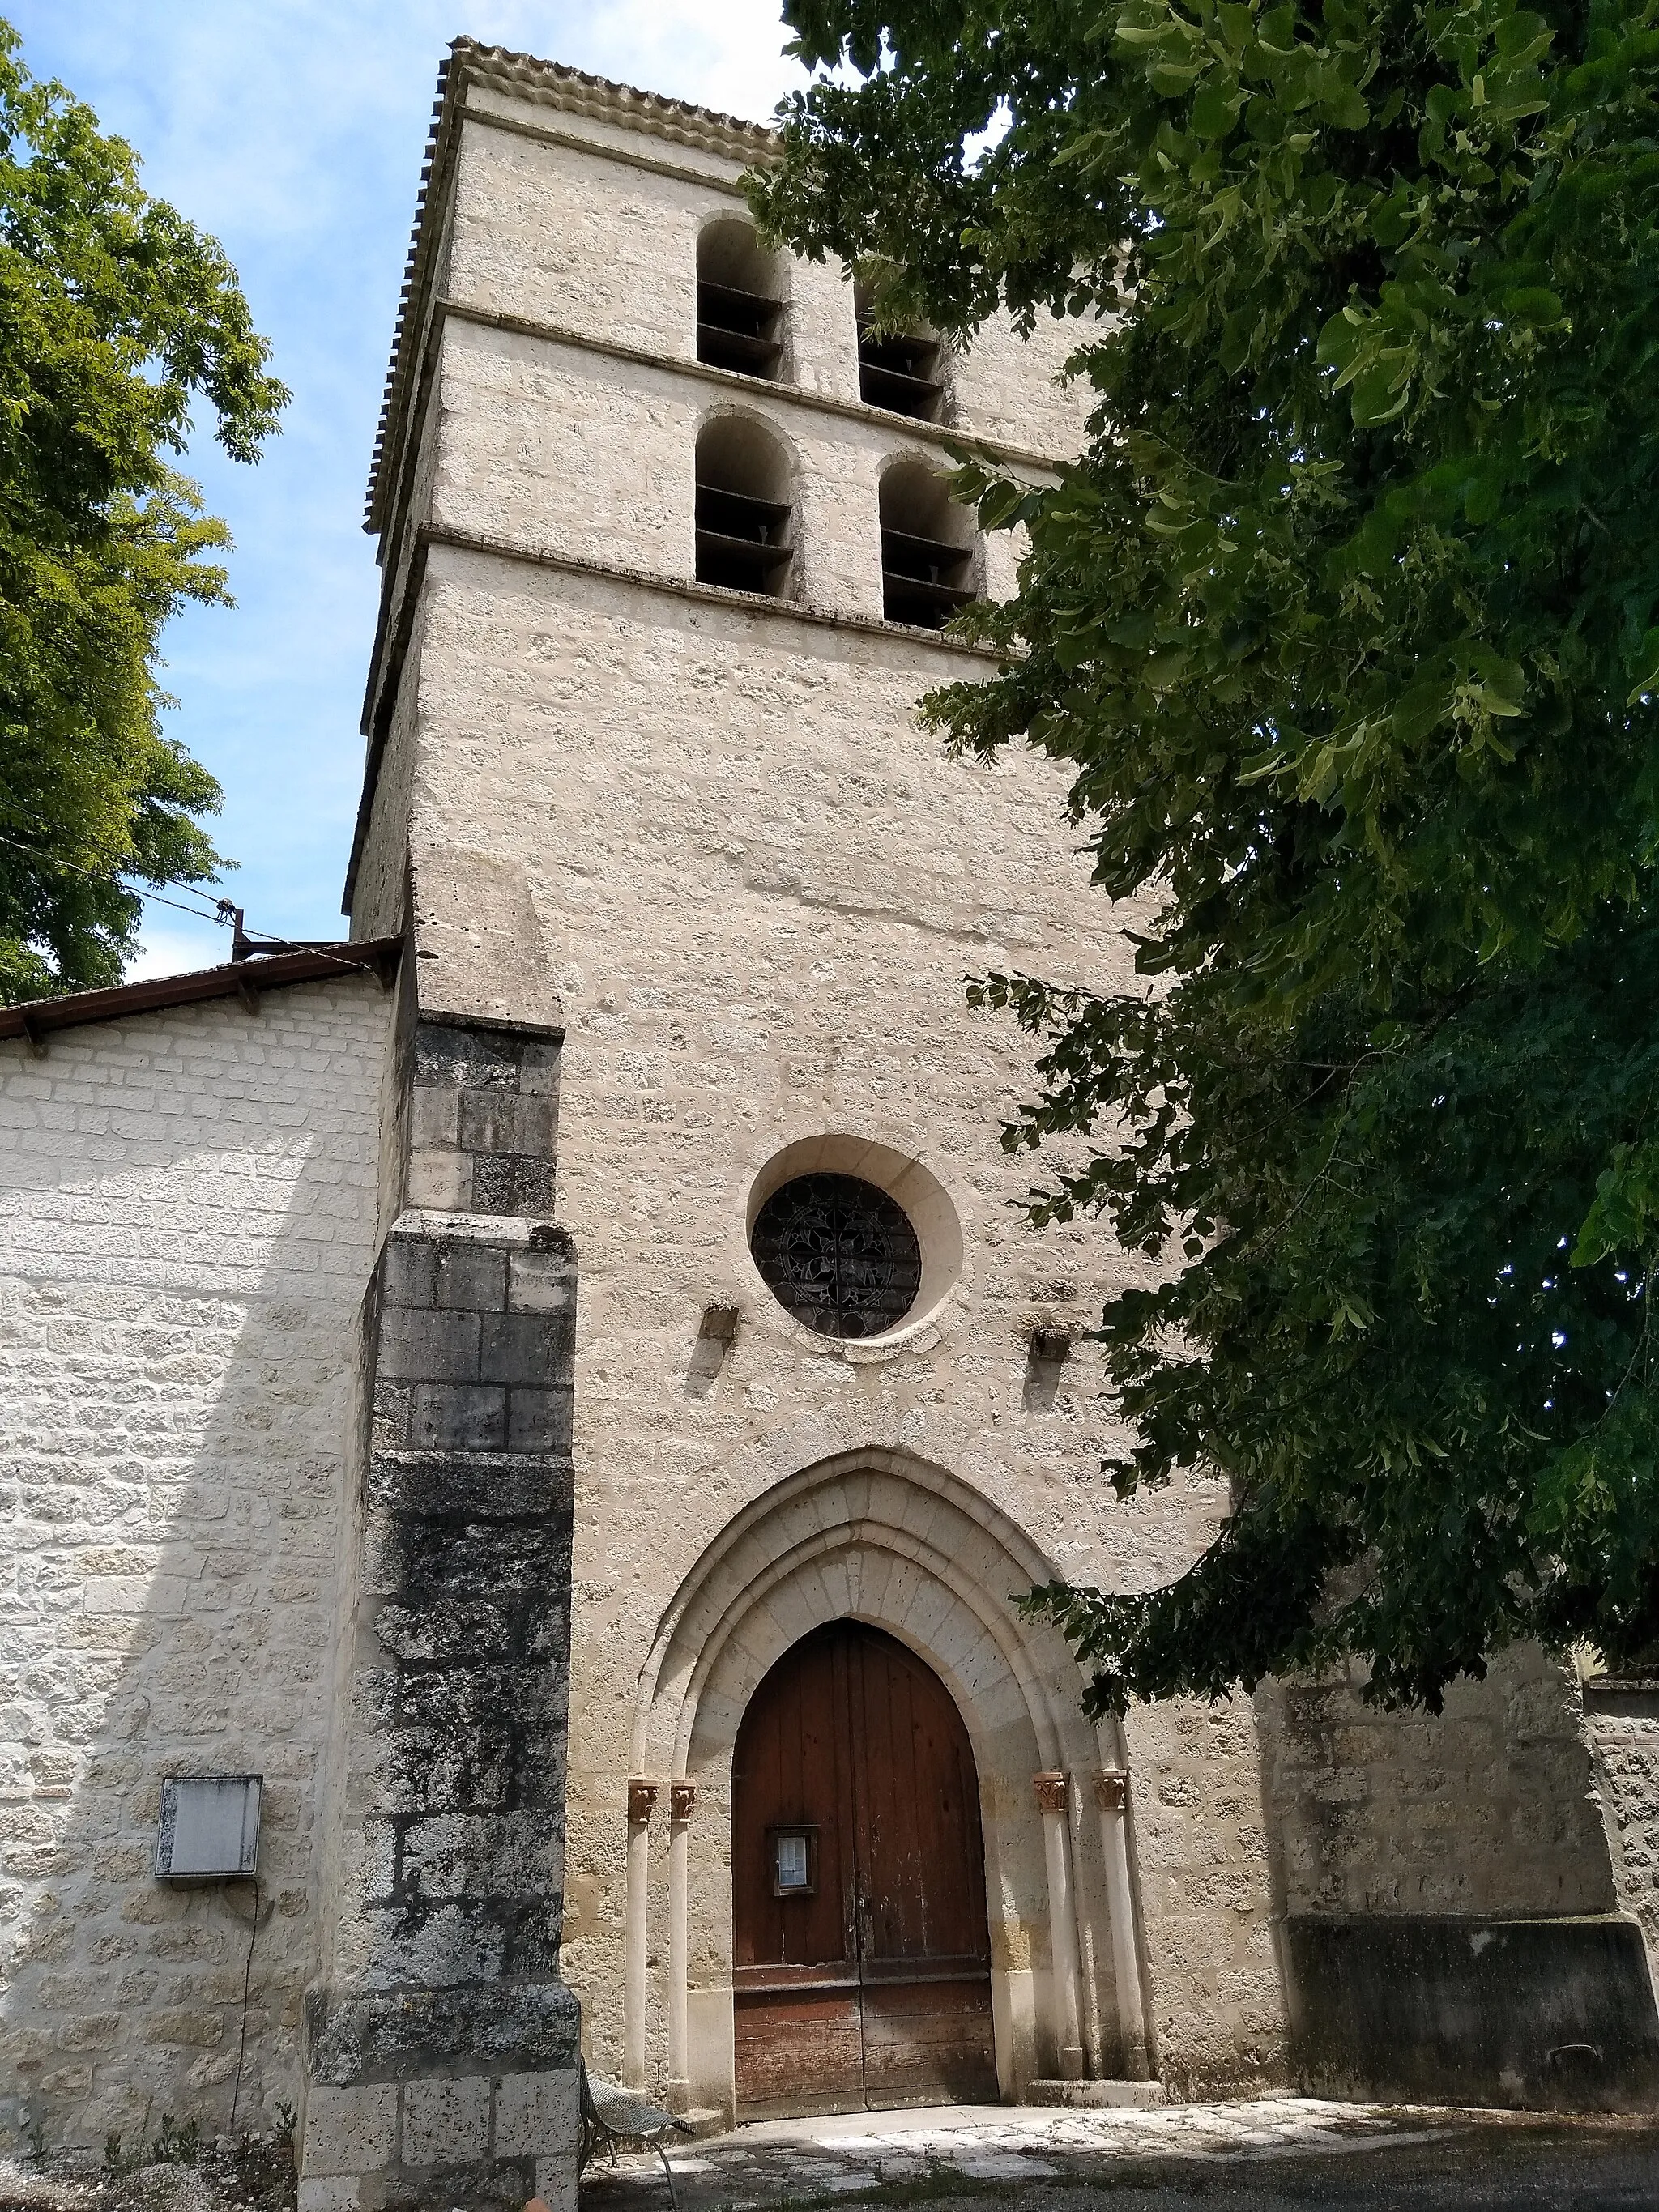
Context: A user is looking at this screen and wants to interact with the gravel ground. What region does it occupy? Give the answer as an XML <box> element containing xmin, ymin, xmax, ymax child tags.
<box><xmin>0</xmin><ymin>2132</ymin><xmax>294</xmax><ymax>2212</ymax></box>
<box><xmin>6</xmin><ymin>2103</ymin><xmax>1657</xmax><ymax>2212</ymax></box>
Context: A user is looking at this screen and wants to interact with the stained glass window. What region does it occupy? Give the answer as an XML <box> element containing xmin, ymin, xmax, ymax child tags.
<box><xmin>750</xmin><ymin>1172</ymin><xmax>923</xmax><ymax>1340</ymax></box>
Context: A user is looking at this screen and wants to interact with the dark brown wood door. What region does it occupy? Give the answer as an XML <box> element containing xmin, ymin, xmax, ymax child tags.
<box><xmin>731</xmin><ymin>1622</ymin><xmax>998</xmax><ymax>2118</ymax></box>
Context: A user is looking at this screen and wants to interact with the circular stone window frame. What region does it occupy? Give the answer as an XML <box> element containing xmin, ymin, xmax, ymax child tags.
<box><xmin>740</xmin><ymin>1133</ymin><xmax>968</xmax><ymax>1363</ymax></box>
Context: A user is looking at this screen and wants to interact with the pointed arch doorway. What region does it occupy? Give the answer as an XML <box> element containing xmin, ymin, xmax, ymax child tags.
<box><xmin>731</xmin><ymin>1621</ymin><xmax>1000</xmax><ymax>2118</ymax></box>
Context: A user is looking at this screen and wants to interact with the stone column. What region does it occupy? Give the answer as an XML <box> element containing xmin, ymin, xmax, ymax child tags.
<box><xmin>300</xmin><ymin>1013</ymin><xmax>581</xmax><ymax>2212</ymax></box>
<box><xmin>1034</xmin><ymin>1772</ymin><xmax>1086</xmax><ymax>2080</ymax></box>
<box><xmin>666</xmin><ymin>1782</ymin><xmax>696</xmax><ymax>2111</ymax></box>
<box><xmin>624</xmin><ymin>1781</ymin><xmax>658</xmax><ymax>2089</ymax></box>
<box><xmin>1093</xmin><ymin>1770</ymin><xmax>1151</xmax><ymax>2080</ymax></box>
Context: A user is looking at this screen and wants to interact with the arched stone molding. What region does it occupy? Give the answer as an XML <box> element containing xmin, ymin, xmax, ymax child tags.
<box><xmin>622</xmin><ymin>1447</ymin><xmax>1149</xmax><ymax>2117</ymax></box>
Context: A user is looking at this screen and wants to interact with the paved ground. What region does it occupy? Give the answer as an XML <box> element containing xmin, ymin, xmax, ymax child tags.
<box><xmin>578</xmin><ymin>2099</ymin><xmax>1659</xmax><ymax>2212</ymax></box>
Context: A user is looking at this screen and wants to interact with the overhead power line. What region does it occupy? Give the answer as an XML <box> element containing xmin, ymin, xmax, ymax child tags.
<box><xmin>0</xmin><ymin>829</ymin><xmax>285</xmax><ymax>945</ymax></box>
<box><xmin>0</xmin><ymin>832</ymin><xmax>388</xmax><ymax>987</ymax></box>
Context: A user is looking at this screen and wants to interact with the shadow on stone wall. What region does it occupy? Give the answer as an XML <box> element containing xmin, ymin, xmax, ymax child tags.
<box><xmin>1</xmin><ymin>1015</ymin><xmax>385</xmax><ymax>2159</ymax></box>
<box><xmin>1256</xmin><ymin>1647</ymin><xmax>1616</xmax><ymax>1920</ymax></box>
<box><xmin>1253</xmin><ymin>1650</ymin><xmax>1659</xmax><ymax>2112</ymax></box>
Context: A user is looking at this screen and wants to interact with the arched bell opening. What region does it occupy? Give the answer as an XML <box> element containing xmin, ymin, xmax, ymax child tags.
<box><xmin>697</xmin><ymin>217</ymin><xmax>788</xmax><ymax>381</ymax></box>
<box><xmin>879</xmin><ymin>456</ymin><xmax>979</xmax><ymax>629</ymax></box>
<box><xmin>695</xmin><ymin>411</ymin><xmax>797</xmax><ymax>599</ymax></box>
<box><xmin>731</xmin><ymin>1620</ymin><xmax>999</xmax><ymax>2119</ymax></box>
<box><xmin>855</xmin><ymin>279</ymin><xmax>950</xmax><ymax>422</ymax></box>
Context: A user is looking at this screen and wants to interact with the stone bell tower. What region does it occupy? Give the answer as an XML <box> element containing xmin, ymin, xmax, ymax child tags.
<box><xmin>309</xmin><ymin>30</ymin><xmax>1659</xmax><ymax>2205</ymax></box>
<box><xmin>332</xmin><ymin>34</ymin><xmax>1274</xmax><ymax>2170</ymax></box>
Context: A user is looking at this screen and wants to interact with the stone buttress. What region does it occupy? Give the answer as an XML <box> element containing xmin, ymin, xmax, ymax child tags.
<box><xmin>300</xmin><ymin>981</ymin><xmax>581</xmax><ymax>2212</ymax></box>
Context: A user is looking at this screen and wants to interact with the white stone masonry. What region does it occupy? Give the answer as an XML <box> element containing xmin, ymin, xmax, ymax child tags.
<box><xmin>0</xmin><ymin>980</ymin><xmax>392</xmax><ymax>2155</ymax></box>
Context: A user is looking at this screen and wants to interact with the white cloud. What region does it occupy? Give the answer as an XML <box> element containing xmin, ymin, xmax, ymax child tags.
<box><xmin>126</xmin><ymin>916</ymin><xmax>237</xmax><ymax>983</ymax></box>
<box><xmin>527</xmin><ymin>1</ymin><xmax>811</xmax><ymax>122</ymax></box>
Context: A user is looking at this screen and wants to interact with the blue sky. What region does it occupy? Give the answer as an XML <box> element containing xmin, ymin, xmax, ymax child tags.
<box><xmin>14</xmin><ymin>3</ymin><xmax>808</xmax><ymax>977</ymax></box>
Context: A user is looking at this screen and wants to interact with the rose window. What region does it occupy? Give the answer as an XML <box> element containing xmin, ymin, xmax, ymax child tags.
<box><xmin>748</xmin><ymin>1172</ymin><xmax>923</xmax><ymax>1340</ymax></box>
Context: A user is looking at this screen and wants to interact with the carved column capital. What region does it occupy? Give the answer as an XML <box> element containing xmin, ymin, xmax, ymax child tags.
<box><xmin>627</xmin><ymin>1779</ymin><xmax>659</xmax><ymax>1826</ymax></box>
<box><xmin>1033</xmin><ymin>1770</ymin><xmax>1069</xmax><ymax>1816</ymax></box>
<box><xmin>670</xmin><ymin>1781</ymin><xmax>697</xmax><ymax>1824</ymax></box>
<box><xmin>1093</xmin><ymin>1768</ymin><xmax>1128</xmax><ymax>1813</ymax></box>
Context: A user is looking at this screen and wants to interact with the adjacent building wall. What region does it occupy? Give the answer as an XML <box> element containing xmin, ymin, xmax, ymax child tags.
<box><xmin>1256</xmin><ymin>1657</ymin><xmax>1659</xmax><ymax>2111</ymax></box>
<box><xmin>1259</xmin><ymin>1649</ymin><xmax>1616</xmax><ymax>1921</ymax></box>
<box><xmin>0</xmin><ymin>978</ymin><xmax>393</xmax><ymax>2156</ymax></box>
<box><xmin>1584</xmin><ymin>1681</ymin><xmax>1659</xmax><ymax>1980</ymax></box>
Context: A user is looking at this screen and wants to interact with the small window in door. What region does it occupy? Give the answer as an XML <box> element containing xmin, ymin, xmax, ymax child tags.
<box><xmin>770</xmin><ymin>1825</ymin><xmax>817</xmax><ymax>1896</ymax></box>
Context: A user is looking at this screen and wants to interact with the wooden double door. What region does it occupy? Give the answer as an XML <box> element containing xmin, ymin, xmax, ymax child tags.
<box><xmin>731</xmin><ymin>1621</ymin><xmax>999</xmax><ymax>2117</ymax></box>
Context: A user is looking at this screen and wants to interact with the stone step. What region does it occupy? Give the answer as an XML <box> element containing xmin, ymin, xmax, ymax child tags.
<box><xmin>1026</xmin><ymin>2079</ymin><xmax>1168</xmax><ymax>2109</ymax></box>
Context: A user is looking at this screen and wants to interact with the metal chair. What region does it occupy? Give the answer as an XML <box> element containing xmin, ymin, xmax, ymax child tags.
<box><xmin>578</xmin><ymin>2056</ymin><xmax>694</xmax><ymax>2209</ymax></box>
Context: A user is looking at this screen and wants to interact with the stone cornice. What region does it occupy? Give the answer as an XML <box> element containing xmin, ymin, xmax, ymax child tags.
<box><xmin>459</xmin><ymin>43</ymin><xmax>778</xmax><ymax>164</ymax></box>
<box><xmin>419</xmin><ymin>524</ymin><xmax>1005</xmax><ymax>656</ymax></box>
<box><xmin>440</xmin><ymin>297</ymin><xmax>1066</xmax><ymax>477</ymax></box>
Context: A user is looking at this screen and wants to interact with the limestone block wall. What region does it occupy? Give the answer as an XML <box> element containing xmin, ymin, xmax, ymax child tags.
<box><xmin>452</xmin><ymin>96</ymin><xmax>738</xmax><ymax>368</ymax></box>
<box><xmin>446</xmin><ymin>93</ymin><xmax>1091</xmax><ymax>461</ymax></box>
<box><xmin>360</xmin><ymin>544</ymin><xmax>1284</xmax><ymax>2099</ymax></box>
<box><xmin>301</xmin><ymin>1196</ymin><xmax>580</xmax><ymax>2212</ymax></box>
<box><xmin>1122</xmin><ymin>1697</ymin><xmax>1289</xmax><ymax>2096</ymax></box>
<box><xmin>352</xmin><ymin>636</ymin><xmax>421</xmax><ymax>948</ymax></box>
<box><xmin>0</xmin><ymin>978</ymin><xmax>392</xmax><ymax>2157</ymax></box>
<box><xmin>1586</xmin><ymin>1691</ymin><xmax>1659</xmax><ymax>1977</ymax></box>
<box><xmin>429</xmin><ymin>320</ymin><xmax>1024</xmax><ymax>624</ymax></box>
<box><xmin>1256</xmin><ymin>1648</ymin><xmax>1616</xmax><ymax>1920</ymax></box>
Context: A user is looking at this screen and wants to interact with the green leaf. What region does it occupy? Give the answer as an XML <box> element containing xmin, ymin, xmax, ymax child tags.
<box><xmin>1503</xmin><ymin>286</ymin><xmax>1565</xmax><ymax>326</ymax></box>
<box><xmin>1323</xmin><ymin>81</ymin><xmax>1371</xmax><ymax>129</ymax></box>
<box><xmin>1573</xmin><ymin>1143</ymin><xmax>1659</xmax><ymax>1266</ymax></box>
<box><xmin>0</xmin><ymin>21</ymin><xmax>284</xmax><ymax>1001</ymax></box>
<box><xmin>1627</xmin><ymin>628</ymin><xmax>1659</xmax><ymax>706</ymax></box>
<box><xmin>1190</xmin><ymin>75</ymin><xmax>1244</xmax><ymax>138</ymax></box>
<box><xmin>1388</xmin><ymin>677</ymin><xmax>1454</xmax><ymax>745</ymax></box>
<box><xmin>976</xmin><ymin>479</ymin><xmax>1030</xmax><ymax>530</ymax></box>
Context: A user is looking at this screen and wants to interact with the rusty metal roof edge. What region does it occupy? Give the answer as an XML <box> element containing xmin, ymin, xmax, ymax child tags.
<box><xmin>0</xmin><ymin>939</ymin><xmax>403</xmax><ymax>1046</ymax></box>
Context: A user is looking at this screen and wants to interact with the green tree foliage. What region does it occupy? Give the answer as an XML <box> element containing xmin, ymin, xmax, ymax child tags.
<box><xmin>0</xmin><ymin>20</ymin><xmax>286</xmax><ymax>1000</ymax></box>
<box><xmin>752</xmin><ymin>0</ymin><xmax>1659</xmax><ymax>1709</ymax></box>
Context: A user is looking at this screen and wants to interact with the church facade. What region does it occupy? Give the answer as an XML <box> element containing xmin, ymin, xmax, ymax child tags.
<box><xmin>5</xmin><ymin>38</ymin><xmax>1659</xmax><ymax>2212</ymax></box>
